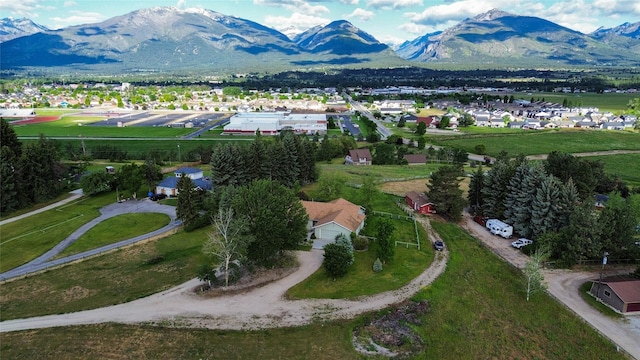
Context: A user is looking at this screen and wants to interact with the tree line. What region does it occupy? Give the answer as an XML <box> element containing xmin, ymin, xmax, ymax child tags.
<box><xmin>468</xmin><ymin>151</ymin><xmax>639</xmax><ymax>266</ymax></box>
<box><xmin>1</xmin><ymin>119</ymin><xmax>71</xmax><ymax>214</ymax></box>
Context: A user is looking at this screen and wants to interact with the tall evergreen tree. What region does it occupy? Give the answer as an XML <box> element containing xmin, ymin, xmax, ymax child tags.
<box><xmin>506</xmin><ymin>164</ymin><xmax>548</xmax><ymax>239</ymax></box>
<box><xmin>598</xmin><ymin>193</ymin><xmax>638</xmax><ymax>258</ymax></box>
<box><xmin>428</xmin><ymin>165</ymin><xmax>465</xmax><ymax>221</ymax></box>
<box><xmin>176</xmin><ymin>175</ymin><xmax>200</xmax><ymax>228</ymax></box>
<box><xmin>0</xmin><ymin>146</ymin><xmax>19</xmax><ymax>213</ymax></box>
<box><xmin>280</xmin><ymin>132</ymin><xmax>300</xmax><ymax>188</ymax></box>
<box><xmin>481</xmin><ymin>159</ymin><xmax>512</xmax><ymax>219</ymax></box>
<box><xmin>467</xmin><ymin>165</ymin><xmax>484</xmax><ymax>214</ymax></box>
<box><xmin>530</xmin><ymin>176</ymin><xmax>563</xmax><ymax>238</ymax></box>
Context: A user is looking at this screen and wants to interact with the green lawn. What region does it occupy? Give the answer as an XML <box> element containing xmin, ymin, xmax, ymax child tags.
<box><xmin>583</xmin><ymin>153</ymin><xmax>640</xmax><ymax>186</ymax></box>
<box><xmin>0</xmin><ymin>192</ymin><xmax>115</xmax><ymax>273</ymax></box>
<box><xmin>287</xmin><ymin>215</ymin><xmax>431</xmax><ymax>299</ymax></box>
<box><xmin>55</xmin><ymin>213</ymin><xmax>171</xmax><ymax>258</ymax></box>
<box><xmin>430</xmin><ymin>129</ymin><xmax>640</xmax><ymax>157</ymax></box>
<box><xmin>12</xmin><ymin>119</ymin><xmax>194</xmax><ymax>138</ymax></box>
<box><xmin>0</xmin><ymin>227</ymin><xmax>207</xmax><ymax>321</ymax></box>
<box><xmin>318</xmin><ymin>163</ymin><xmax>442</xmax><ymax>185</ymax></box>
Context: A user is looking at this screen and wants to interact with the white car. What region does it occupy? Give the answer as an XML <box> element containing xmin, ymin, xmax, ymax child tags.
<box><xmin>511</xmin><ymin>238</ymin><xmax>533</xmax><ymax>249</ymax></box>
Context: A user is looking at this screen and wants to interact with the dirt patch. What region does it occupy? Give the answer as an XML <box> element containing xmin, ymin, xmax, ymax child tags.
<box><xmin>61</xmin><ymin>285</ymin><xmax>95</xmax><ymax>301</ymax></box>
<box><xmin>195</xmin><ymin>265</ymin><xmax>300</xmax><ymax>298</ymax></box>
<box><xmin>379</xmin><ymin>179</ymin><xmax>429</xmax><ymax>196</ymax></box>
<box><xmin>353</xmin><ymin>299</ymin><xmax>430</xmax><ymax>358</ymax></box>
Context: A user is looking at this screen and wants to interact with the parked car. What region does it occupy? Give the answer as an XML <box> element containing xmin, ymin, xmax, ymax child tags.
<box><xmin>150</xmin><ymin>193</ymin><xmax>167</xmax><ymax>201</ymax></box>
<box><xmin>511</xmin><ymin>238</ymin><xmax>533</xmax><ymax>249</ymax></box>
<box><xmin>433</xmin><ymin>240</ymin><xmax>444</xmax><ymax>251</ymax></box>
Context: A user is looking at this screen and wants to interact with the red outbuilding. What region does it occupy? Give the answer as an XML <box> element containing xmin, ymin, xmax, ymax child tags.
<box><xmin>405</xmin><ymin>191</ymin><xmax>436</xmax><ymax>214</ymax></box>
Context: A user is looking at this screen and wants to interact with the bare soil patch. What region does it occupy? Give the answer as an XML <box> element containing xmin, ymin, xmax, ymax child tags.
<box><xmin>195</xmin><ymin>264</ymin><xmax>300</xmax><ymax>298</ymax></box>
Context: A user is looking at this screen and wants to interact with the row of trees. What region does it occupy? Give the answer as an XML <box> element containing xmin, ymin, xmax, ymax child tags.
<box><xmin>469</xmin><ymin>151</ymin><xmax>639</xmax><ymax>266</ymax></box>
<box><xmin>1</xmin><ymin>119</ymin><xmax>69</xmax><ymax>214</ymax></box>
<box><xmin>210</xmin><ymin>132</ymin><xmax>319</xmax><ymax>189</ymax></box>
<box><xmin>79</xmin><ymin>162</ymin><xmax>162</xmax><ymax>199</ymax></box>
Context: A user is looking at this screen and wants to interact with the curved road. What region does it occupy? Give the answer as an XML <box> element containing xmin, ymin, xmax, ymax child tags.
<box><xmin>0</xmin><ymin>199</ymin><xmax>180</xmax><ymax>281</ymax></box>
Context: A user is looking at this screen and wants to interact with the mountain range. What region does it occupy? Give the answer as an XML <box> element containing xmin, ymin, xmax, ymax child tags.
<box><xmin>1</xmin><ymin>7</ymin><xmax>639</xmax><ymax>75</ymax></box>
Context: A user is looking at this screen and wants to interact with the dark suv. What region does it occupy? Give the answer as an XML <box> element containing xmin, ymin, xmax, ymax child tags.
<box><xmin>150</xmin><ymin>193</ymin><xmax>167</xmax><ymax>201</ymax></box>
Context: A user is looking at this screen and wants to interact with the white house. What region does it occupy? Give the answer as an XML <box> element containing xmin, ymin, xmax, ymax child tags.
<box><xmin>155</xmin><ymin>167</ymin><xmax>212</xmax><ymax>197</ymax></box>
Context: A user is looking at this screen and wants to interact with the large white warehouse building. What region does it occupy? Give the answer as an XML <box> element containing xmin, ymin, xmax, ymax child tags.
<box><xmin>223</xmin><ymin>112</ymin><xmax>327</xmax><ymax>135</ymax></box>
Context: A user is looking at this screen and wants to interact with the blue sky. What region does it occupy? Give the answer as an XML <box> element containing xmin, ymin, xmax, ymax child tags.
<box><xmin>1</xmin><ymin>0</ymin><xmax>638</xmax><ymax>45</ymax></box>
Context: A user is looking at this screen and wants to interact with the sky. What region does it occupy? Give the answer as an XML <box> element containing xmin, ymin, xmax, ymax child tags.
<box><xmin>1</xmin><ymin>0</ymin><xmax>639</xmax><ymax>46</ymax></box>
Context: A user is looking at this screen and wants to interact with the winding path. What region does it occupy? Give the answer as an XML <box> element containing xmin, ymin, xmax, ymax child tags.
<box><xmin>0</xmin><ymin>217</ymin><xmax>449</xmax><ymax>333</ymax></box>
<box><xmin>0</xmin><ymin>199</ymin><xmax>181</xmax><ymax>281</ymax></box>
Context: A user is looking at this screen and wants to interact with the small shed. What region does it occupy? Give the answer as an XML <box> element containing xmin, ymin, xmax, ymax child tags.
<box><xmin>590</xmin><ymin>277</ymin><xmax>640</xmax><ymax>313</ymax></box>
<box><xmin>405</xmin><ymin>191</ymin><xmax>435</xmax><ymax>214</ymax></box>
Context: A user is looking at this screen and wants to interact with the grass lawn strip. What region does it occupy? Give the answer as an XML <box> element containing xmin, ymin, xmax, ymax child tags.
<box><xmin>55</xmin><ymin>213</ymin><xmax>170</xmax><ymax>258</ymax></box>
<box><xmin>0</xmin><ymin>192</ymin><xmax>115</xmax><ymax>273</ymax></box>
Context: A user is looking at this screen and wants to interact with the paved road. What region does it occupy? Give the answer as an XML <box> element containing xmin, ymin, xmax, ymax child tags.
<box><xmin>343</xmin><ymin>93</ymin><xmax>392</xmax><ymax>140</ymax></box>
<box><xmin>0</xmin><ymin>199</ymin><xmax>180</xmax><ymax>281</ymax></box>
<box><xmin>0</xmin><ymin>189</ymin><xmax>84</xmax><ymax>226</ymax></box>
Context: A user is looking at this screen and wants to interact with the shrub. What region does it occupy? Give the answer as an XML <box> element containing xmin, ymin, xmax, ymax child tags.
<box><xmin>335</xmin><ymin>234</ymin><xmax>355</xmax><ymax>266</ymax></box>
<box><xmin>373</xmin><ymin>258</ymin><xmax>383</xmax><ymax>272</ymax></box>
<box><xmin>475</xmin><ymin>144</ymin><xmax>486</xmax><ymax>155</ymax></box>
<box><xmin>184</xmin><ymin>214</ymin><xmax>209</xmax><ymax>232</ymax></box>
<box><xmin>323</xmin><ymin>243</ymin><xmax>352</xmax><ymax>279</ymax></box>
<box><xmin>144</xmin><ymin>255</ymin><xmax>165</xmax><ymax>265</ymax></box>
<box><xmin>353</xmin><ymin>236</ymin><xmax>370</xmax><ymax>251</ymax></box>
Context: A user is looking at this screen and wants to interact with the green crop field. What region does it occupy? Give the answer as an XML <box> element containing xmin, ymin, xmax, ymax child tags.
<box><xmin>430</xmin><ymin>129</ymin><xmax>640</xmax><ymax>156</ymax></box>
<box><xmin>12</xmin><ymin>120</ymin><xmax>193</xmax><ymax>138</ymax></box>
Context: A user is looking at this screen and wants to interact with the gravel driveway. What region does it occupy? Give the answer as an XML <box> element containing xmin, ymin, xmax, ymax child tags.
<box><xmin>460</xmin><ymin>212</ymin><xmax>640</xmax><ymax>359</ymax></box>
<box><xmin>0</xmin><ymin>217</ymin><xmax>449</xmax><ymax>333</ymax></box>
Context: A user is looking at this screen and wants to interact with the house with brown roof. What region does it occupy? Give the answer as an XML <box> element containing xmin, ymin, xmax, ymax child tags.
<box><xmin>403</xmin><ymin>154</ymin><xmax>427</xmax><ymax>165</ymax></box>
<box><xmin>590</xmin><ymin>277</ymin><xmax>640</xmax><ymax>313</ymax></box>
<box><xmin>345</xmin><ymin>148</ymin><xmax>372</xmax><ymax>165</ymax></box>
<box><xmin>301</xmin><ymin>198</ymin><xmax>366</xmax><ymax>248</ymax></box>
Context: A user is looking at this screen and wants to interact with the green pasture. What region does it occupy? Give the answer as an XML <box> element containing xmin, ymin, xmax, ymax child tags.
<box><xmin>510</xmin><ymin>92</ymin><xmax>638</xmax><ymax>113</ymax></box>
<box><xmin>318</xmin><ymin>163</ymin><xmax>441</xmax><ymax>185</ymax></box>
<box><xmin>287</xmin><ymin>215</ymin><xmax>431</xmax><ymax>299</ymax></box>
<box><xmin>415</xmin><ymin>221</ymin><xmax>624</xmax><ymax>359</ymax></box>
<box><xmin>55</xmin><ymin>213</ymin><xmax>171</xmax><ymax>258</ymax></box>
<box><xmin>0</xmin><ymin>192</ymin><xmax>115</xmax><ymax>273</ymax></box>
<box><xmin>430</xmin><ymin>129</ymin><xmax>640</xmax><ymax>157</ymax></box>
<box><xmin>583</xmin><ymin>153</ymin><xmax>640</xmax><ymax>186</ymax></box>
<box><xmin>0</xmin><ymin>192</ymin><xmax>74</xmax><ymax>221</ymax></box>
<box><xmin>0</xmin><ymin>226</ymin><xmax>207</xmax><ymax>321</ymax></box>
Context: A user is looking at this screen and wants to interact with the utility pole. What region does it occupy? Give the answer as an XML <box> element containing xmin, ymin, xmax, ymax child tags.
<box><xmin>178</xmin><ymin>144</ymin><xmax>181</xmax><ymax>163</ymax></box>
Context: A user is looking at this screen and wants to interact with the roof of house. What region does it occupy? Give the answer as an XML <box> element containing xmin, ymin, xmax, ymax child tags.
<box><xmin>602</xmin><ymin>278</ymin><xmax>640</xmax><ymax>303</ymax></box>
<box><xmin>157</xmin><ymin>176</ymin><xmax>212</xmax><ymax>191</ymax></box>
<box><xmin>405</xmin><ymin>191</ymin><xmax>434</xmax><ymax>206</ymax></box>
<box><xmin>175</xmin><ymin>167</ymin><xmax>203</xmax><ymax>175</ymax></box>
<box><xmin>403</xmin><ymin>154</ymin><xmax>427</xmax><ymax>164</ymax></box>
<box><xmin>301</xmin><ymin>198</ymin><xmax>365</xmax><ymax>233</ymax></box>
<box><xmin>348</xmin><ymin>148</ymin><xmax>372</xmax><ymax>161</ymax></box>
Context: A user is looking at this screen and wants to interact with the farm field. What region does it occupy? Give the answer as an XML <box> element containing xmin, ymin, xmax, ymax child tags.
<box><xmin>0</xmin><ymin>221</ymin><xmax>624</xmax><ymax>359</ymax></box>
<box><xmin>429</xmin><ymin>129</ymin><xmax>640</xmax><ymax>157</ymax></box>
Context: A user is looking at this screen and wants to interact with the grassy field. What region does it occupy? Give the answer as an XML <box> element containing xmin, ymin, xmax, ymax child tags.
<box><xmin>583</xmin><ymin>153</ymin><xmax>640</xmax><ymax>186</ymax></box>
<box><xmin>0</xmin><ymin>221</ymin><xmax>624</xmax><ymax>359</ymax></box>
<box><xmin>0</xmin><ymin>192</ymin><xmax>74</xmax><ymax>221</ymax></box>
<box><xmin>0</xmin><ymin>226</ymin><xmax>208</xmax><ymax>321</ymax></box>
<box><xmin>430</xmin><ymin>129</ymin><xmax>640</xmax><ymax>157</ymax></box>
<box><xmin>55</xmin><ymin>213</ymin><xmax>170</xmax><ymax>258</ymax></box>
<box><xmin>318</xmin><ymin>162</ymin><xmax>443</xmax><ymax>185</ymax></box>
<box><xmin>0</xmin><ymin>193</ymin><xmax>115</xmax><ymax>273</ymax></box>
<box><xmin>510</xmin><ymin>92</ymin><xmax>638</xmax><ymax>113</ymax></box>
<box><xmin>12</xmin><ymin>117</ymin><xmax>194</xmax><ymax>138</ymax></box>
<box><xmin>287</xmin><ymin>215</ymin><xmax>431</xmax><ymax>299</ymax></box>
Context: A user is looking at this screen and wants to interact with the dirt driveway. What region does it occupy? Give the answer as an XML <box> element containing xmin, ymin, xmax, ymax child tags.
<box><xmin>460</xmin><ymin>212</ymin><xmax>640</xmax><ymax>359</ymax></box>
<box><xmin>0</xmin><ymin>218</ymin><xmax>449</xmax><ymax>333</ymax></box>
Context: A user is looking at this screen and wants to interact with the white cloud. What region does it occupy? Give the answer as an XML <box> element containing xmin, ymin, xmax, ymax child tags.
<box><xmin>263</xmin><ymin>12</ymin><xmax>330</xmax><ymax>33</ymax></box>
<box><xmin>346</xmin><ymin>8</ymin><xmax>374</xmax><ymax>21</ymax></box>
<box><xmin>176</xmin><ymin>0</ymin><xmax>187</xmax><ymax>9</ymax></box>
<box><xmin>593</xmin><ymin>0</ymin><xmax>640</xmax><ymax>16</ymax></box>
<box><xmin>366</xmin><ymin>0</ymin><xmax>422</xmax><ymax>9</ymax></box>
<box><xmin>0</xmin><ymin>0</ymin><xmax>44</xmax><ymax>17</ymax></box>
<box><xmin>254</xmin><ymin>0</ymin><xmax>330</xmax><ymax>16</ymax></box>
<box><xmin>63</xmin><ymin>1</ymin><xmax>77</xmax><ymax>7</ymax></box>
<box><xmin>374</xmin><ymin>34</ymin><xmax>406</xmax><ymax>48</ymax></box>
<box><xmin>339</xmin><ymin>0</ymin><xmax>359</xmax><ymax>4</ymax></box>
<box><xmin>50</xmin><ymin>11</ymin><xmax>105</xmax><ymax>29</ymax></box>
<box><xmin>406</xmin><ymin>0</ymin><xmax>512</xmax><ymax>26</ymax></box>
